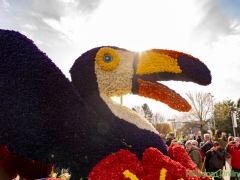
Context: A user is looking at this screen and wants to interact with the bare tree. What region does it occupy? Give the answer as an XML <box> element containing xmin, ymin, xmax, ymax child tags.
<box><xmin>132</xmin><ymin>104</ymin><xmax>164</xmax><ymax>125</ymax></box>
<box><xmin>132</xmin><ymin>105</ymin><xmax>144</xmax><ymax>117</ymax></box>
<box><xmin>175</xmin><ymin>91</ymin><xmax>214</xmax><ymax>137</ymax></box>
<box><xmin>152</xmin><ymin>112</ymin><xmax>165</xmax><ymax>124</ymax></box>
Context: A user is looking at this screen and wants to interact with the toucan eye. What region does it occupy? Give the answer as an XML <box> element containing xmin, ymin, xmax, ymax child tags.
<box><xmin>103</xmin><ymin>54</ymin><xmax>113</xmax><ymax>63</ymax></box>
<box><xmin>96</xmin><ymin>47</ymin><xmax>120</xmax><ymax>71</ymax></box>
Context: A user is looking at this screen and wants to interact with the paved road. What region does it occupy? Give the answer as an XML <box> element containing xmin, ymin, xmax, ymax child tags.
<box><xmin>223</xmin><ymin>161</ymin><xmax>231</xmax><ymax>180</ymax></box>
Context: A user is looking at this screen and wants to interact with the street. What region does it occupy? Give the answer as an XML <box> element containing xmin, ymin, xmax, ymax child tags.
<box><xmin>223</xmin><ymin>162</ymin><xmax>231</xmax><ymax>180</ymax></box>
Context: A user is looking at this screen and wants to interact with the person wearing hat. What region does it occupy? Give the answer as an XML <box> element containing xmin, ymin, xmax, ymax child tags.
<box><xmin>165</xmin><ymin>132</ymin><xmax>175</xmax><ymax>147</ymax></box>
<box><xmin>206</xmin><ymin>141</ymin><xmax>225</xmax><ymax>180</ymax></box>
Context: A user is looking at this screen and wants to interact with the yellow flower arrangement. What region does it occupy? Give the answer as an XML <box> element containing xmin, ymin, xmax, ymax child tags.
<box><xmin>123</xmin><ymin>169</ymin><xmax>139</xmax><ymax>180</ymax></box>
<box><xmin>151</xmin><ymin>49</ymin><xmax>199</xmax><ymax>61</ymax></box>
<box><xmin>95</xmin><ymin>47</ymin><xmax>120</xmax><ymax>71</ymax></box>
<box><xmin>136</xmin><ymin>51</ymin><xmax>182</xmax><ymax>75</ymax></box>
<box><xmin>159</xmin><ymin>168</ymin><xmax>167</xmax><ymax>180</ymax></box>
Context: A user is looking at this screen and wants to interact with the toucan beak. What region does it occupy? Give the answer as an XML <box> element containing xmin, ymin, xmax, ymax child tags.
<box><xmin>131</xmin><ymin>49</ymin><xmax>211</xmax><ymax>112</ymax></box>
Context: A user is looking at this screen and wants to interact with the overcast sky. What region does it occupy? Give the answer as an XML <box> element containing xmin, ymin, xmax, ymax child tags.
<box><xmin>1</xmin><ymin>0</ymin><xmax>240</xmax><ymax>120</ymax></box>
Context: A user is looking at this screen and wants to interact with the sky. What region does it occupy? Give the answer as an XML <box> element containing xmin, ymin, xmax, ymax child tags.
<box><xmin>1</xmin><ymin>0</ymin><xmax>240</xmax><ymax>120</ymax></box>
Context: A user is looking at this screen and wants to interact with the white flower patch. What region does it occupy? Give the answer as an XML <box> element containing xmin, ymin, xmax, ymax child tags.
<box><xmin>100</xmin><ymin>93</ymin><xmax>158</xmax><ymax>134</ymax></box>
<box><xmin>95</xmin><ymin>50</ymin><xmax>134</xmax><ymax>97</ymax></box>
<box><xmin>95</xmin><ymin>49</ymin><xmax>158</xmax><ymax>134</ymax></box>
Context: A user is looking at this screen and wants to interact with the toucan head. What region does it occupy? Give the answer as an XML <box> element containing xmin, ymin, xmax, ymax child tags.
<box><xmin>131</xmin><ymin>49</ymin><xmax>211</xmax><ymax>112</ymax></box>
<box><xmin>71</xmin><ymin>46</ymin><xmax>211</xmax><ymax>112</ymax></box>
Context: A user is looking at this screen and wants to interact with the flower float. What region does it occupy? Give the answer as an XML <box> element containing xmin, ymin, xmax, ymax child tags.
<box><xmin>0</xmin><ymin>145</ymin><xmax>53</xmax><ymax>180</ymax></box>
<box><xmin>0</xmin><ymin>29</ymin><xmax>211</xmax><ymax>179</ymax></box>
<box><xmin>89</xmin><ymin>145</ymin><xmax>212</xmax><ymax>180</ymax></box>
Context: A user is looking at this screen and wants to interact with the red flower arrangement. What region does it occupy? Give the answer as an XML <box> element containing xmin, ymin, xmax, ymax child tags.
<box><xmin>88</xmin><ymin>149</ymin><xmax>144</xmax><ymax>180</ymax></box>
<box><xmin>168</xmin><ymin>143</ymin><xmax>197</xmax><ymax>170</ymax></box>
<box><xmin>88</xmin><ymin>146</ymin><xmax>212</xmax><ymax>180</ymax></box>
<box><xmin>142</xmin><ymin>147</ymin><xmax>187</xmax><ymax>180</ymax></box>
<box><xmin>0</xmin><ymin>144</ymin><xmax>53</xmax><ymax>180</ymax></box>
<box><xmin>167</xmin><ymin>144</ymin><xmax>212</xmax><ymax>180</ymax></box>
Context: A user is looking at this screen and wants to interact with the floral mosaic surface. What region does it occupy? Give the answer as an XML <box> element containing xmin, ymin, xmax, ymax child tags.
<box><xmin>0</xmin><ymin>29</ymin><xmax>211</xmax><ymax>180</ymax></box>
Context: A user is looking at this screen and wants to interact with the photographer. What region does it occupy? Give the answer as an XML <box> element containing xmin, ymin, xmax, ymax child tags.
<box><xmin>200</xmin><ymin>133</ymin><xmax>213</xmax><ymax>172</ymax></box>
<box><xmin>214</xmin><ymin>130</ymin><xmax>228</xmax><ymax>149</ymax></box>
<box><xmin>214</xmin><ymin>130</ymin><xmax>229</xmax><ymax>168</ymax></box>
<box><xmin>226</xmin><ymin>137</ymin><xmax>240</xmax><ymax>180</ymax></box>
<box><xmin>206</xmin><ymin>141</ymin><xmax>225</xmax><ymax>180</ymax></box>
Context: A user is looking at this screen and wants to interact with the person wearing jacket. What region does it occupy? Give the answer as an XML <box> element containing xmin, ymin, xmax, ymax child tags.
<box><xmin>185</xmin><ymin>141</ymin><xmax>204</xmax><ymax>171</ymax></box>
<box><xmin>165</xmin><ymin>132</ymin><xmax>174</xmax><ymax>147</ymax></box>
<box><xmin>191</xmin><ymin>140</ymin><xmax>205</xmax><ymax>167</ymax></box>
<box><xmin>214</xmin><ymin>130</ymin><xmax>229</xmax><ymax>167</ymax></box>
<box><xmin>200</xmin><ymin>133</ymin><xmax>213</xmax><ymax>172</ymax></box>
<box><xmin>194</xmin><ymin>132</ymin><xmax>202</xmax><ymax>145</ymax></box>
<box><xmin>226</xmin><ymin>137</ymin><xmax>240</xmax><ymax>180</ymax></box>
<box><xmin>206</xmin><ymin>141</ymin><xmax>225</xmax><ymax>180</ymax></box>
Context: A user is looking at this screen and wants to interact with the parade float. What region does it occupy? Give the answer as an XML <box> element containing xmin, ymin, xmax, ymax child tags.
<box><xmin>0</xmin><ymin>29</ymin><xmax>212</xmax><ymax>180</ymax></box>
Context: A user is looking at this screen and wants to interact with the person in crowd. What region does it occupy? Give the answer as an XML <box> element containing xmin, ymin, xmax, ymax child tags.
<box><xmin>171</xmin><ymin>139</ymin><xmax>178</xmax><ymax>144</ymax></box>
<box><xmin>226</xmin><ymin>136</ymin><xmax>234</xmax><ymax>168</ymax></box>
<box><xmin>182</xmin><ymin>135</ymin><xmax>192</xmax><ymax>149</ymax></box>
<box><xmin>191</xmin><ymin>140</ymin><xmax>205</xmax><ymax>169</ymax></box>
<box><xmin>185</xmin><ymin>141</ymin><xmax>204</xmax><ymax>171</ymax></box>
<box><xmin>214</xmin><ymin>130</ymin><xmax>229</xmax><ymax>168</ymax></box>
<box><xmin>228</xmin><ymin>136</ymin><xmax>234</xmax><ymax>142</ymax></box>
<box><xmin>171</xmin><ymin>139</ymin><xmax>185</xmax><ymax>148</ymax></box>
<box><xmin>214</xmin><ymin>130</ymin><xmax>228</xmax><ymax>149</ymax></box>
<box><xmin>177</xmin><ymin>140</ymin><xmax>184</xmax><ymax>147</ymax></box>
<box><xmin>200</xmin><ymin>133</ymin><xmax>213</xmax><ymax>172</ymax></box>
<box><xmin>165</xmin><ymin>132</ymin><xmax>174</xmax><ymax>147</ymax></box>
<box><xmin>226</xmin><ymin>137</ymin><xmax>240</xmax><ymax>180</ymax></box>
<box><xmin>181</xmin><ymin>136</ymin><xmax>187</xmax><ymax>148</ymax></box>
<box><xmin>194</xmin><ymin>132</ymin><xmax>202</xmax><ymax>145</ymax></box>
<box><xmin>206</xmin><ymin>141</ymin><xmax>225</xmax><ymax>180</ymax></box>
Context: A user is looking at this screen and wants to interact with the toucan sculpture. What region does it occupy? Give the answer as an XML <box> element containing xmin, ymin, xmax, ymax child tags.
<box><xmin>0</xmin><ymin>29</ymin><xmax>211</xmax><ymax>180</ymax></box>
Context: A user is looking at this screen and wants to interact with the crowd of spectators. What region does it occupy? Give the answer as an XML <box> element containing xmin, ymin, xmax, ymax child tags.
<box><xmin>162</xmin><ymin>130</ymin><xmax>240</xmax><ymax>180</ymax></box>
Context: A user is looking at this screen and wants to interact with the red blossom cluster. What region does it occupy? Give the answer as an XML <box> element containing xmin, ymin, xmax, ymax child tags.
<box><xmin>0</xmin><ymin>144</ymin><xmax>53</xmax><ymax>180</ymax></box>
<box><xmin>89</xmin><ymin>146</ymin><xmax>212</xmax><ymax>180</ymax></box>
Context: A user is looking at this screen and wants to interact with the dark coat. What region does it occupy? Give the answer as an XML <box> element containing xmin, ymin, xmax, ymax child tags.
<box><xmin>200</xmin><ymin>141</ymin><xmax>213</xmax><ymax>154</ymax></box>
<box><xmin>200</xmin><ymin>141</ymin><xmax>214</xmax><ymax>171</ymax></box>
<box><xmin>166</xmin><ymin>138</ymin><xmax>172</xmax><ymax>147</ymax></box>
<box><xmin>206</xmin><ymin>148</ymin><xmax>225</xmax><ymax>169</ymax></box>
<box><xmin>194</xmin><ymin>136</ymin><xmax>202</xmax><ymax>145</ymax></box>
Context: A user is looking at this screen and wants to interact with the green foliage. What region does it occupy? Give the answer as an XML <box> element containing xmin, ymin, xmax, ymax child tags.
<box><xmin>214</xmin><ymin>102</ymin><xmax>232</xmax><ymax>134</ymax></box>
<box><xmin>215</xmin><ymin>98</ymin><xmax>240</xmax><ymax>135</ymax></box>
<box><xmin>142</xmin><ymin>103</ymin><xmax>153</xmax><ymax>122</ymax></box>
